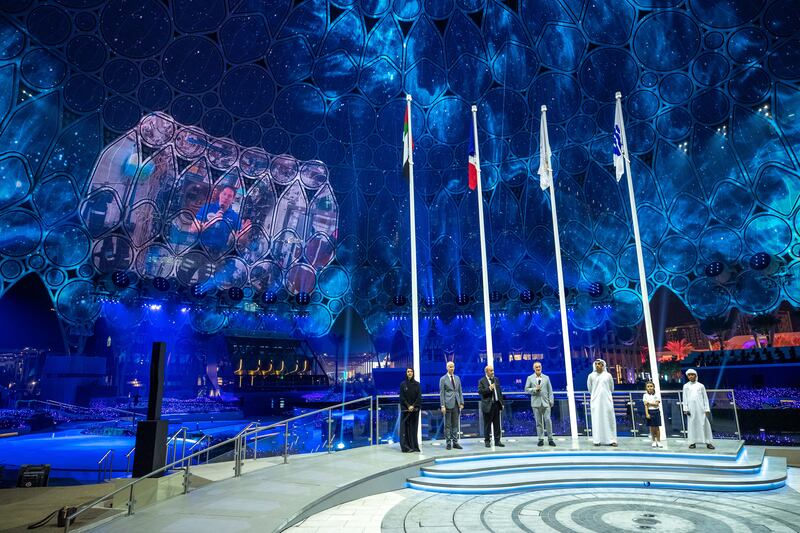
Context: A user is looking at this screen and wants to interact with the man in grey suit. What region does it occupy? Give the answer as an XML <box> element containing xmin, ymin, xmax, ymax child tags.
<box><xmin>525</xmin><ymin>362</ymin><xmax>556</xmax><ymax>446</ymax></box>
<box><xmin>439</xmin><ymin>361</ymin><xmax>464</xmax><ymax>450</ymax></box>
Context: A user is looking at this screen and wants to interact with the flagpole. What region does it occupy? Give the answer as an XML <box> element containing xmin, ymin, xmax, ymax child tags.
<box><xmin>471</xmin><ymin>105</ymin><xmax>494</xmax><ymax>367</ymax></box>
<box><xmin>615</xmin><ymin>92</ymin><xmax>665</xmax><ymax>438</ymax></box>
<box><xmin>406</xmin><ymin>94</ymin><xmax>422</xmax><ymax>443</ymax></box>
<box><xmin>540</xmin><ymin>105</ymin><xmax>579</xmax><ymax>440</ymax></box>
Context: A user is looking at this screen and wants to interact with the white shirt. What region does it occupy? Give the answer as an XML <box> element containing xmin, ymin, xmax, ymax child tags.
<box><xmin>642</xmin><ymin>392</ymin><xmax>660</xmax><ymax>411</ymax></box>
<box><xmin>486</xmin><ymin>375</ymin><xmax>498</xmax><ymax>401</ymax></box>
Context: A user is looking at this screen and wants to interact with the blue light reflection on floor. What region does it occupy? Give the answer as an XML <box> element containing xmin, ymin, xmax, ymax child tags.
<box><xmin>0</xmin><ymin>418</ymin><xmax>263</xmax><ymax>484</ymax></box>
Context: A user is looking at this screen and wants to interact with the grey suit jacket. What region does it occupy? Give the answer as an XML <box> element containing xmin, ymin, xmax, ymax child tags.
<box><xmin>439</xmin><ymin>373</ymin><xmax>464</xmax><ymax>409</ymax></box>
<box><xmin>525</xmin><ymin>373</ymin><xmax>554</xmax><ymax>408</ymax></box>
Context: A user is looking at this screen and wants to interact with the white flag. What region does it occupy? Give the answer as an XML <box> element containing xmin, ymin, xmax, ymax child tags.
<box><xmin>613</xmin><ymin>96</ymin><xmax>626</xmax><ymax>182</ymax></box>
<box><xmin>538</xmin><ymin>107</ymin><xmax>553</xmax><ymax>191</ymax></box>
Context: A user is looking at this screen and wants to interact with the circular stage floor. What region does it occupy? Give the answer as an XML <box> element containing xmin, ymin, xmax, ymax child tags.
<box><xmin>288</xmin><ymin>472</ymin><xmax>800</xmax><ymax>533</ymax></box>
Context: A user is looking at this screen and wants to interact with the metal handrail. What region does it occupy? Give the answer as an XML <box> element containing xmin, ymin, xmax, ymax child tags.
<box><xmin>124</xmin><ymin>447</ymin><xmax>136</xmax><ymax>474</ymax></box>
<box><xmin>64</xmin><ymin>397</ymin><xmax>371</xmax><ymax>532</ymax></box>
<box><xmin>97</xmin><ymin>449</ymin><xmax>114</xmax><ymax>483</ymax></box>
<box><xmin>376</xmin><ymin>389</ymin><xmax>740</xmax><ymax>441</ymax></box>
<box><xmin>166</xmin><ymin>427</ymin><xmax>189</xmax><ymax>468</ymax></box>
<box><xmin>375</xmin><ymin>388</ymin><xmax>737</xmax><ymax>398</ymax></box>
<box><xmin>240</xmin><ymin>397</ymin><xmax>371</xmax><ymax>440</ymax></box>
<box><xmin>188</xmin><ymin>435</ymin><xmax>210</xmax><ymax>465</ymax></box>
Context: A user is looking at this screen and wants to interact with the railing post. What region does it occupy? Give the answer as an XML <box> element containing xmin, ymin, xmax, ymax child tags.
<box><xmin>582</xmin><ymin>392</ymin><xmax>590</xmax><ymax>437</ymax></box>
<box><xmin>678</xmin><ymin>391</ymin><xmax>687</xmax><ymax>438</ymax></box>
<box><xmin>254</xmin><ymin>429</ymin><xmax>259</xmax><ymax>461</ymax></box>
<box><xmin>181</xmin><ymin>428</ymin><xmax>187</xmax><ymax>468</ymax></box>
<box><xmin>731</xmin><ymin>389</ymin><xmax>742</xmax><ymax>440</ymax></box>
<box><xmin>233</xmin><ymin>435</ymin><xmax>241</xmax><ymax>477</ymax></box>
<box><xmin>327</xmin><ymin>410</ymin><xmax>333</xmax><ymax>453</ymax></box>
<box><xmin>182</xmin><ymin>464</ymin><xmax>190</xmax><ymax>495</ymax></box>
<box><xmin>369</xmin><ymin>396</ymin><xmax>374</xmax><ymax>446</ymax></box>
<box><xmin>375</xmin><ymin>396</ymin><xmax>380</xmax><ymax>445</ymax></box>
<box><xmin>283</xmin><ymin>422</ymin><xmax>289</xmax><ymax>464</ymax></box>
<box><xmin>127</xmin><ymin>483</ymin><xmax>135</xmax><ymax>516</ymax></box>
<box><xmin>628</xmin><ymin>392</ymin><xmax>637</xmax><ymax>437</ymax></box>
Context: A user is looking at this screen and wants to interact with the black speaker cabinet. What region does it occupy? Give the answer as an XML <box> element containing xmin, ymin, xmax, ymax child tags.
<box><xmin>132</xmin><ymin>419</ymin><xmax>170</xmax><ymax>478</ymax></box>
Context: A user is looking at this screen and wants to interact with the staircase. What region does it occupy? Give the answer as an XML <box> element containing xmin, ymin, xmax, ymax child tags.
<box><xmin>407</xmin><ymin>442</ymin><xmax>787</xmax><ymax>494</ymax></box>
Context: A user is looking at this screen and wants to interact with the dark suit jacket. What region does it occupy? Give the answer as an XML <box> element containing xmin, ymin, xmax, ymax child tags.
<box><xmin>478</xmin><ymin>375</ymin><xmax>504</xmax><ymax>414</ymax></box>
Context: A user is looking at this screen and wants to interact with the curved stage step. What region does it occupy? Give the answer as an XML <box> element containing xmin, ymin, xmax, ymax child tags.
<box><xmin>408</xmin><ymin>443</ymin><xmax>787</xmax><ymax>494</ymax></box>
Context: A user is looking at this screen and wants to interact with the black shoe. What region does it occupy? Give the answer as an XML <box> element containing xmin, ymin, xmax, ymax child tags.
<box><xmin>548</xmin><ymin>439</ymin><xmax>556</xmax><ymax>446</ymax></box>
<box><xmin>485</xmin><ymin>442</ymin><xmax>491</xmax><ymax>448</ymax></box>
<box><xmin>495</xmin><ymin>442</ymin><xmax>505</xmax><ymax>447</ymax></box>
<box><xmin>689</xmin><ymin>444</ymin><xmax>696</xmax><ymax>449</ymax></box>
<box><xmin>446</xmin><ymin>443</ymin><xmax>452</xmax><ymax>450</ymax></box>
<box><xmin>537</xmin><ymin>440</ymin><xmax>544</xmax><ymax>447</ymax></box>
<box><xmin>412</xmin><ymin>448</ymin><xmax>421</xmax><ymax>453</ymax></box>
<box><xmin>707</xmin><ymin>444</ymin><xmax>715</xmax><ymax>450</ymax></box>
<box><xmin>453</xmin><ymin>442</ymin><xmax>463</xmax><ymax>449</ymax></box>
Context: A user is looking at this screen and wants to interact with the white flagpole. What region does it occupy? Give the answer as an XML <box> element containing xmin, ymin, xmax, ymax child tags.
<box><xmin>472</xmin><ymin>105</ymin><xmax>494</xmax><ymax>367</ymax></box>
<box><xmin>406</xmin><ymin>94</ymin><xmax>422</xmax><ymax>444</ymax></box>
<box><xmin>540</xmin><ymin>105</ymin><xmax>579</xmax><ymax>440</ymax></box>
<box><xmin>615</xmin><ymin>91</ymin><xmax>665</xmax><ymax>438</ymax></box>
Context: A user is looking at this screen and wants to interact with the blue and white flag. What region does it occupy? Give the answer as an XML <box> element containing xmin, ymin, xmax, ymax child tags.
<box><xmin>538</xmin><ymin>106</ymin><xmax>553</xmax><ymax>190</ymax></box>
<box><xmin>613</xmin><ymin>96</ymin><xmax>626</xmax><ymax>182</ymax></box>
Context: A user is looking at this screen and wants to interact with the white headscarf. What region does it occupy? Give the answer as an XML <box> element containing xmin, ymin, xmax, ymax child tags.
<box><xmin>686</xmin><ymin>368</ymin><xmax>697</xmax><ymax>376</ymax></box>
<box><xmin>594</xmin><ymin>359</ymin><xmax>607</xmax><ymax>371</ymax></box>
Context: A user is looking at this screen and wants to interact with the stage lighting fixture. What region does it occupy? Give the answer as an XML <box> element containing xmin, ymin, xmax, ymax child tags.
<box><xmin>749</xmin><ymin>252</ymin><xmax>771</xmax><ymax>271</ymax></box>
<box><xmin>392</xmin><ymin>294</ymin><xmax>407</xmax><ymax>307</ymax></box>
<box><xmin>111</xmin><ymin>270</ymin><xmax>130</xmax><ymax>288</ymax></box>
<box><xmin>153</xmin><ymin>276</ymin><xmax>170</xmax><ymax>292</ymax></box>
<box><xmin>295</xmin><ymin>291</ymin><xmax>310</xmax><ymax>305</ymax></box>
<box><xmin>228</xmin><ymin>287</ymin><xmax>244</xmax><ymax>302</ymax></box>
<box><xmin>587</xmin><ymin>282</ymin><xmax>604</xmax><ymax>298</ymax></box>
<box><xmin>191</xmin><ymin>284</ymin><xmax>207</xmax><ymax>298</ymax></box>
<box><xmin>423</xmin><ymin>296</ymin><xmax>435</xmax><ymax>307</ymax></box>
<box><xmin>705</xmin><ymin>261</ymin><xmax>724</xmax><ymax>277</ymax></box>
<box><xmin>490</xmin><ymin>290</ymin><xmax>502</xmax><ymax>303</ymax></box>
<box><xmin>261</xmin><ymin>291</ymin><xmax>278</xmax><ymax>305</ymax></box>
<box><xmin>520</xmin><ymin>289</ymin><xmax>533</xmax><ymax>303</ymax></box>
<box><xmin>456</xmin><ymin>294</ymin><xmax>469</xmax><ymax>306</ymax></box>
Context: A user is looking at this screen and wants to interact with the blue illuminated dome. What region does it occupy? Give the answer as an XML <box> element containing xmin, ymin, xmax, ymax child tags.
<box><xmin>0</xmin><ymin>0</ymin><xmax>797</xmax><ymax>342</ymax></box>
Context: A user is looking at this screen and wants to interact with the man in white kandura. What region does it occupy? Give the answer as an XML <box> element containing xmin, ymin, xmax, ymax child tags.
<box><xmin>587</xmin><ymin>359</ymin><xmax>617</xmax><ymax>446</ymax></box>
<box><xmin>682</xmin><ymin>368</ymin><xmax>715</xmax><ymax>450</ymax></box>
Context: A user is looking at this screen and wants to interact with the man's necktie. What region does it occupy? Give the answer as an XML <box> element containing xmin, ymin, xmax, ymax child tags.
<box><xmin>450</xmin><ymin>375</ymin><xmax>455</xmax><ymax>388</ymax></box>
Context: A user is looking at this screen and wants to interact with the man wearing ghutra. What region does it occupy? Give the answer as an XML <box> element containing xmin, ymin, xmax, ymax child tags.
<box><xmin>682</xmin><ymin>369</ymin><xmax>715</xmax><ymax>450</ymax></box>
<box><xmin>587</xmin><ymin>359</ymin><xmax>617</xmax><ymax>446</ymax></box>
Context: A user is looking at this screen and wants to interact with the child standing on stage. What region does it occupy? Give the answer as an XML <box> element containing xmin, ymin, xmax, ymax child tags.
<box><xmin>642</xmin><ymin>381</ymin><xmax>663</xmax><ymax>448</ymax></box>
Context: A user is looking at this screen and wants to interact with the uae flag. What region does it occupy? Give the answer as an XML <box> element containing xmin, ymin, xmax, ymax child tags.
<box><xmin>467</xmin><ymin>126</ymin><xmax>478</xmax><ymax>190</ymax></box>
<box><xmin>402</xmin><ymin>106</ymin><xmax>413</xmax><ymax>178</ymax></box>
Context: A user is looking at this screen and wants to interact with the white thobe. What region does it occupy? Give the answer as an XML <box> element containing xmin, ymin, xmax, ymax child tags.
<box><xmin>683</xmin><ymin>381</ymin><xmax>714</xmax><ymax>445</ymax></box>
<box><xmin>587</xmin><ymin>370</ymin><xmax>617</xmax><ymax>444</ymax></box>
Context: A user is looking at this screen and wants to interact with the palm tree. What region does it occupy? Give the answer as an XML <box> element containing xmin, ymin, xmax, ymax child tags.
<box><xmin>665</xmin><ymin>339</ymin><xmax>694</xmax><ymax>361</ymax></box>
<box><xmin>699</xmin><ymin>314</ymin><xmax>734</xmax><ymax>350</ymax></box>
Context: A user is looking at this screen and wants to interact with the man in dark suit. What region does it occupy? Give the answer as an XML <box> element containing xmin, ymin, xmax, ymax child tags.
<box><xmin>399</xmin><ymin>367</ymin><xmax>421</xmax><ymax>453</ymax></box>
<box><xmin>478</xmin><ymin>366</ymin><xmax>505</xmax><ymax>448</ymax></box>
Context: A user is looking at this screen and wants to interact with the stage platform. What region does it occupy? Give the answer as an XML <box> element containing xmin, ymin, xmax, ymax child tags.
<box><xmin>79</xmin><ymin>437</ymin><xmax>787</xmax><ymax>533</ymax></box>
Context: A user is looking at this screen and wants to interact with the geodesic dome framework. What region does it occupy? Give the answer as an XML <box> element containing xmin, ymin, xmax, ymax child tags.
<box><xmin>0</xmin><ymin>0</ymin><xmax>798</xmax><ymax>345</ymax></box>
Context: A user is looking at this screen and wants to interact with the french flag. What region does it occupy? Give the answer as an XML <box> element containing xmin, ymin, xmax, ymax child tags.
<box><xmin>467</xmin><ymin>127</ymin><xmax>477</xmax><ymax>190</ymax></box>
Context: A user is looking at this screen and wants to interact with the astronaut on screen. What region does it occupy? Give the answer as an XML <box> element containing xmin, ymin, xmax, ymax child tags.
<box><xmin>193</xmin><ymin>184</ymin><xmax>252</xmax><ymax>255</ymax></box>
